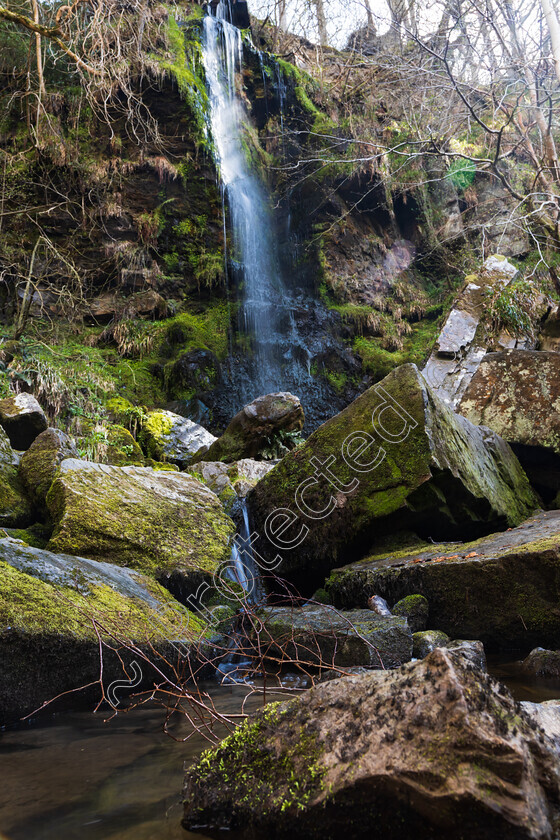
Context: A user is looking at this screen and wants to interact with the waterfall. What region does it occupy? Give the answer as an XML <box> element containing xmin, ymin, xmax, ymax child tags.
<box><xmin>226</xmin><ymin>498</ymin><xmax>263</xmax><ymax>603</ymax></box>
<box><xmin>202</xmin><ymin>3</ymin><xmax>312</xmax><ymax>406</ymax></box>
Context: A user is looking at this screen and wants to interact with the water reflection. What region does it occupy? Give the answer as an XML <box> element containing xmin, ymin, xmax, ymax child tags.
<box><xmin>0</xmin><ymin>682</ymin><xmax>269</xmax><ymax>840</ymax></box>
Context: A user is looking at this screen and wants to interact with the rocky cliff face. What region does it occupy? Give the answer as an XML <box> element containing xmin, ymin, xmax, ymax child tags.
<box><xmin>0</xmin><ymin>2</ymin><xmax>537</xmax><ymax>439</ymax></box>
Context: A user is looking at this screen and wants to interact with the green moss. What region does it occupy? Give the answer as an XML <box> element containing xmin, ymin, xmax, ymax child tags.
<box><xmin>3</xmin><ymin>525</ymin><xmax>49</xmax><ymax>549</ymax></box>
<box><xmin>190</xmin><ymin>701</ymin><xmax>326</xmax><ymax>817</ymax></box>
<box><xmin>157</xmin><ymin>15</ymin><xmax>209</xmax><ymax>148</ymax></box>
<box><xmin>0</xmin><ymin>558</ymin><xmax>205</xmax><ymax>640</ymax></box>
<box><xmin>158</xmin><ymin>303</ymin><xmax>230</xmax><ymax>360</ymax></box>
<box><xmin>45</xmin><ymin>462</ymin><xmax>234</xmax><ymax>578</ymax></box>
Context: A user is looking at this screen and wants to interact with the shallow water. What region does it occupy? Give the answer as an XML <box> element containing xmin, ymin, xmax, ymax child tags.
<box><xmin>1</xmin><ymin>663</ymin><xmax>559</xmax><ymax>840</ymax></box>
<box><xmin>0</xmin><ymin>681</ymin><xmax>278</xmax><ymax>840</ymax></box>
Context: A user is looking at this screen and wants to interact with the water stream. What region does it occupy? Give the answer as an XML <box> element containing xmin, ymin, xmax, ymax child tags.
<box><xmin>1</xmin><ymin>660</ymin><xmax>558</xmax><ymax>839</ymax></box>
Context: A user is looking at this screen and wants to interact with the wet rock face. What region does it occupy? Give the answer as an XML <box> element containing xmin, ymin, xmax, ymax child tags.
<box><xmin>0</xmin><ymin>393</ymin><xmax>47</xmax><ymax>450</ymax></box>
<box><xmin>168</xmin><ymin>348</ymin><xmax>221</xmax><ymax>396</ymax></box>
<box><xmin>183</xmin><ymin>648</ymin><xmax>560</xmax><ymax>839</ymax></box>
<box><xmin>45</xmin><ymin>459</ymin><xmax>234</xmax><ymax>600</ymax></box>
<box><xmin>193</xmin><ymin>392</ymin><xmax>304</xmax><ymax>463</ymax></box>
<box><xmin>327</xmin><ymin>510</ymin><xmax>560</xmax><ymax>650</ymax></box>
<box><xmin>19</xmin><ymin>428</ymin><xmax>77</xmax><ymax>507</ymax></box>
<box><xmin>254</xmin><ymin>605</ymin><xmax>412</xmax><ymax>669</ymax></box>
<box><xmin>0</xmin><ymin>536</ymin><xmax>203</xmax><ymax>723</ymax></box>
<box><xmin>248</xmin><ymin>363</ymin><xmax>537</xmax><ymax>595</ymax></box>
<box><xmin>0</xmin><ymin>426</ymin><xmax>32</xmax><ymax>527</ymax></box>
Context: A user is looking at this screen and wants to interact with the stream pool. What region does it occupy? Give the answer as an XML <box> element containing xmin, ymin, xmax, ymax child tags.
<box><xmin>1</xmin><ymin>662</ymin><xmax>559</xmax><ymax>840</ymax></box>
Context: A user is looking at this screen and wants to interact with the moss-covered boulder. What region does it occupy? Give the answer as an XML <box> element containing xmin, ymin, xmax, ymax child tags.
<box><xmin>183</xmin><ymin>648</ymin><xmax>560</xmax><ymax>839</ymax></box>
<box><xmin>248</xmin><ymin>364</ymin><xmax>538</xmax><ymax>594</ymax></box>
<box><xmin>0</xmin><ymin>536</ymin><xmax>205</xmax><ymax>722</ymax></box>
<box><xmin>192</xmin><ymin>392</ymin><xmax>304</xmax><ymax>464</ymax></box>
<box><xmin>139</xmin><ymin>409</ymin><xmax>217</xmax><ymax>467</ymax></box>
<box><xmin>45</xmin><ymin>459</ymin><xmax>234</xmax><ymax>601</ymax></box>
<box><xmin>326</xmin><ymin>509</ymin><xmax>560</xmax><ymax>649</ymax></box>
<box><xmin>0</xmin><ymin>392</ymin><xmax>47</xmax><ymax>450</ymax></box>
<box><xmin>522</xmin><ymin>648</ymin><xmax>560</xmax><ymax>679</ymax></box>
<box><xmin>392</xmin><ymin>593</ymin><xmax>428</xmax><ymax>632</ymax></box>
<box><xmin>253</xmin><ymin>605</ymin><xmax>412</xmax><ymax>669</ymax></box>
<box><xmin>0</xmin><ymin>426</ymin><xmax>32</xmax><ymax>527</ymax></box>
<box><xmin>412</xmin><ymin>629</ymin><xmax>450</xmax><ymax>658</ymax></box>
<box><xmin>19</xmin><ymin>428</ymin><xmax>77</xmax><ymax>507</ymax></box>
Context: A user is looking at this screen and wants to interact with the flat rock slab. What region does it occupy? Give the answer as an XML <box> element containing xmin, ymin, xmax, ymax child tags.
<box><xmin>184</xmin><ymin>648</ymin><xmax>560</xmax><ymax>839</ymax></box>
<box><xmin>254</xmin><ymin>604</ymin><xmax>412</xmax><ymax>669</ymax></box>
<box><xmin>46</xmin><ymin>459</ymin><xmax>234</xmax><ymax>601</ymax></box>
<box><xmin>0</xmin><ymin>393</ymin><xmax>47</xmax><ymax>450</ymax></box>
<box><xmin>326</xmin><ymin>510</ymin><xmax>560</xmax><ymax>649</ymax></box>
<box><xmin>0</xmin><ymin>537</ymin><xmax>204</xmax><ymax>722</ymax></box>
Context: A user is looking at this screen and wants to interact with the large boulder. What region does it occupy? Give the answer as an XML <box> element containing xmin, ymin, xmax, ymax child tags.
<box><xmin>19</xmin><ymin>428</ymin><xmax>77</xmax><ymax>507</ymax></box>
<box><xmin>0</xmin><ymin>392</ymin><xmax>47</xmax><ymax>450</ymax></box>
<box><xmin>326</xmin><ymin>509</ymin><xmax>560</xmax><ymax>649</ymax></box>
<box><xmin>192</xmin><ymin>392</ymin><xmax>304</xmax><ymax>464</ymax></box>
<box><xmin>139</xmin><ymin>409</ymin><xmax>217</xmax><ymax>467</ymax></box>
<box><xmin>0</xmin><ymin>536</ymin><xmax>205</xmax><ymax>722</ymax></box>
<box><xmin>459</xmin><ymin>350</ymin><xmax>560</xmax><ymax>500</ymax></box>
<box><xmin>45</xmin><ymin>459</ymin><xmax>234</xmax><ymax>601</ymax></box>
<box><xmin>253</xmin><ymin>605</ymin><xmax>412</xmax><ymax>669</ymax></box>
<box><xmin>248</xmin><ymin>364</ymin><xmax>537</xmax><ymax>594</ymax></box>
<box><xmin>460</xmin><ymin>350</ymin><xmax>560</xmax><ymax>454</ymax></box>
<box><xmin>522</xmin><ymin>648</ymin><xmax>560</xmax><ymax>679</ymax></box>
<box><xmin>0</xmin><ymin>426</ymin><xmax>32</xmax><ymax>526</ymax></box>
<box><xmin>183</xmin><ymin>648</ymin><xmax>560</xmax><ymax>839</ymax></box>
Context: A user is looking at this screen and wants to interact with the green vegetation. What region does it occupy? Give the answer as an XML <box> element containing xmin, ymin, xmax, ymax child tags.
<box><xmin>191</xmin><ymin>701</ymin><xmax>327</xmax><ymax>817</ymax></box>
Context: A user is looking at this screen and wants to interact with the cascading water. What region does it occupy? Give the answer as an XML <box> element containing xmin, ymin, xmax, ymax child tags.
<box><xmin>202</xmin><ymin>3</ymin><xmax>313</xmax><ymax>406</ymax></box>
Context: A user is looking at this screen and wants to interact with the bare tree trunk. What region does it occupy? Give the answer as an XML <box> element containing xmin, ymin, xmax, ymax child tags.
<box><xmin>31</xmin><ymin>0</ymin><xmax>46</xmax><ymax>98</ymax></box>
<box><xmin>540</xmin><ymin>0</ymin><xmax>560</xmax><ymax>85</ymax></box>
<box><xmin>14</xmin><ymin>237</ymin><xmax>41</xmax><ymax>341</ymax></box>
<box><xmin>313</xmin><ymin>0</ymin><xmax>328</xmax><ymax>47</ymax></box>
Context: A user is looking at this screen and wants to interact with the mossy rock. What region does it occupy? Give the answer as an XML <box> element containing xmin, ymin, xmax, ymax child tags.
<box><xmin>45</xmin><ymin>459</ymin><xmax>235</xmax><ymax>601</ymax></box>
<box><xmin>19</xmin><ymin>427</ymin><xmax>77</xmax><ymax>507</ymax></box>
<box><xmin>249</xmin><ymin>364</ymin><xmax>537</xmax><ymax>594</ymax></box>
<box><xmin>326</xmin><ymin>509</ymin><xmax>560</xmax><ymax>650</ymax></box>
<box><xmin>0</xmin><ymin>425</ymin><xmax>32</xmax><ymax>527</ymax></box>
<box><xmin>0</xmin><ymin>536</ymin><xmax>205</xmax><ymax>722</ymax></box>
<box><xmin>192</xmin><ymin>392</ymin><xmax>304</xmax><ymax>464</ymax></box>
<box><xmin>183</xmin><ymin>649</ymin><xmax>560</xmax><ymax>838</ymax></box>
<box><xmin>73</xmin><ymin>418</ymin><xmax>145</xmax><ymax>466</ymax></box>
<box><xmin>412</xmin><ymin>629</ymin><xmax>450</xmax><ymax>658</ymax></box>
<box><xmin>254</xmin><ymin>605</ymin><xmax>412</xmax><ymax>669</ymax></box>
<box><xmin>138</xmin><ymin>409</ymin><xmax>216</xmax><ymax>467</ymax></box>
<box><xmin>393</xmin><ymin>594</ymin><xmax>429</xmax><ymax>633</ymax></box>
